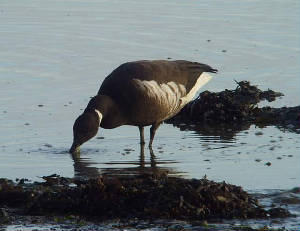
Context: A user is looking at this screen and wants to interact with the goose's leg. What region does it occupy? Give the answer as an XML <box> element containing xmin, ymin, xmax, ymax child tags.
<box><xmin>139</xmin><ymin>142</ymin><xmax>145</xmax><ymax>168</ymax></box>
<box><xmin>149</xmin><ymin>146</ymin><xmax>157</xmax><ymax>168</ymax></box>
<box><xmin>149</xmin><ymin>121</ymin><xmax>162</xmax><ymax>148</ymax></box>
<box><xmin>138</xmin><ymin>126</ymin><xmax>145</xmax><ymax>145</ymax></box>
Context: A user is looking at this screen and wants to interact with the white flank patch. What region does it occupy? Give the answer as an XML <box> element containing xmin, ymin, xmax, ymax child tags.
<box><xmin>94</xmin><ymin>109</ymin><xmax>103</xmax><ymax>126</ymax></box>
<box><xmin>133</xmin><ymin>79</ymin><xmax>186</xmax><ymax>117</ymax></box>
<box><xmin>133</xmin><ymin>73</ymin><xmax>212</xmax><ymax>118</ymax></box>
<box><xmin>180</xmin><ymin>72</ymin><xmax>212</xmax><ymax>105</ymax></box>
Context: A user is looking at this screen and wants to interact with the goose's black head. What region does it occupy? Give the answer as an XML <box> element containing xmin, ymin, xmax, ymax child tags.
<box><xmin>69</xmin><ymin>111</ymin><xmax>101</xmax><ymax>153</ymax></box>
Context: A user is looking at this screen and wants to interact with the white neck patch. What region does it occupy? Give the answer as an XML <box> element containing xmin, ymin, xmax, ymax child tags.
<box><xmin>94</xmin><ymin>109</ymin><xmax>103</xmax><ymax>126</ymax></box>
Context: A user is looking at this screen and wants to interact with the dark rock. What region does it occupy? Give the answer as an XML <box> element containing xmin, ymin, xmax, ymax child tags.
<box><xmin>44</xmin><ymin>143</ymin><xmax>53</xmax><ymax>148</ymax></box>
<box><xmin>267</xmin><ymin>208</ymin><xmax>291</xmax><ymax>218</ymax></box>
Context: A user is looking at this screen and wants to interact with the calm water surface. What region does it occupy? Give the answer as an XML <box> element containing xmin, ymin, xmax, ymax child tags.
<box><xmin>0</xmin><ymin>0</ymin><xmax>299</xmax><ymax>230</ymax></box>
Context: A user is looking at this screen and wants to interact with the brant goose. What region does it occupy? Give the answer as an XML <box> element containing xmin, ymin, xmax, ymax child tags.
<box><xmin>69</xmin><ymin>60</ymin><xmax>217</xmax><ymax>153</ymax></box>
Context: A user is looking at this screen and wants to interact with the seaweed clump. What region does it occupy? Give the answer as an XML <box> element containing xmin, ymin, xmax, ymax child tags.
<box><xmin>0</xmin><ymin>175</ymin><xmax>292</xmax><ymax>221</ymax></box>
<box><xmin>166</xmin><ymin>81</ymin><xmax>299</xmax><ymax>133</ymax></box>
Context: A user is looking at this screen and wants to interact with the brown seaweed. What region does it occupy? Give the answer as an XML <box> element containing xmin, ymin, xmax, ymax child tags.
<box><xmin>166</xmin><ymin>81</ymin><xmax>299</xmax><ymax>134</ymax></box>
<box><xmin>0</xmin><ymin>175</ymin><xmax>292</xmax><ymax>221</ymax></box>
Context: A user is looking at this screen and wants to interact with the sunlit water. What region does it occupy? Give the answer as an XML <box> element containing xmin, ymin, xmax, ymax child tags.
<box><xmin>0</xmin><ymin>0</ymin><xmax>299</xmax><ymax>230</ymax></box>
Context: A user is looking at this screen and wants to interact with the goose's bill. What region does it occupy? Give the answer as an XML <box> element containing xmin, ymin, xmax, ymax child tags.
<box><xmin>69</xmin><ymin>142</ymin><xmax>80</xmax><ymax>154</ymax></box>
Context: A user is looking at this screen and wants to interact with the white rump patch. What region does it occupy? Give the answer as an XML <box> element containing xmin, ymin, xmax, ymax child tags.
<box><xmin>94</xmin><ymin>109</ymin><xmax>103</xmax><ymax>126</ymax></box>
<box><xmin>180</xmin><ymin>72</ymin><xmax>212</xmax><ymax>105</ymax></box>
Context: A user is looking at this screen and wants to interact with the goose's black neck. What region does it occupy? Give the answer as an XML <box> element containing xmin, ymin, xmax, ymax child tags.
<box><xmin>84</xmin><ymin>94</ymin><xmax>125</xmax><ymax>129</ymax></box>
<box><xmin>84</xmin><ymin>95</ymin><xmax>110</xmax><ymax>116</ymax></box>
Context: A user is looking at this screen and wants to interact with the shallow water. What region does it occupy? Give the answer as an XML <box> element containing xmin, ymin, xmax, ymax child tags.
<box><xmin>0</xmin><ymin>0</ymin><xmax>299</xmax><ymax>230</ymax></box>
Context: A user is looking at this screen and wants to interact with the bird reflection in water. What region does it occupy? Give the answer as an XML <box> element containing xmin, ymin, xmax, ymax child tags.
<box><xmin>70</xmin><ymin>143</ymin><xmax>181</xmax><ymax>180</ymax></box>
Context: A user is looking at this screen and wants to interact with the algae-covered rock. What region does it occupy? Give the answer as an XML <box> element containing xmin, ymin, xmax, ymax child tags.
<box><xmin>166</xmin><ymin>81</ymin><xmax>299</xmax><ymax>134</ymax></box>
<box><xmin>0</xmin><ymin>175</ymin><xmax>292</xmax><ymax>220</ymax></box>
